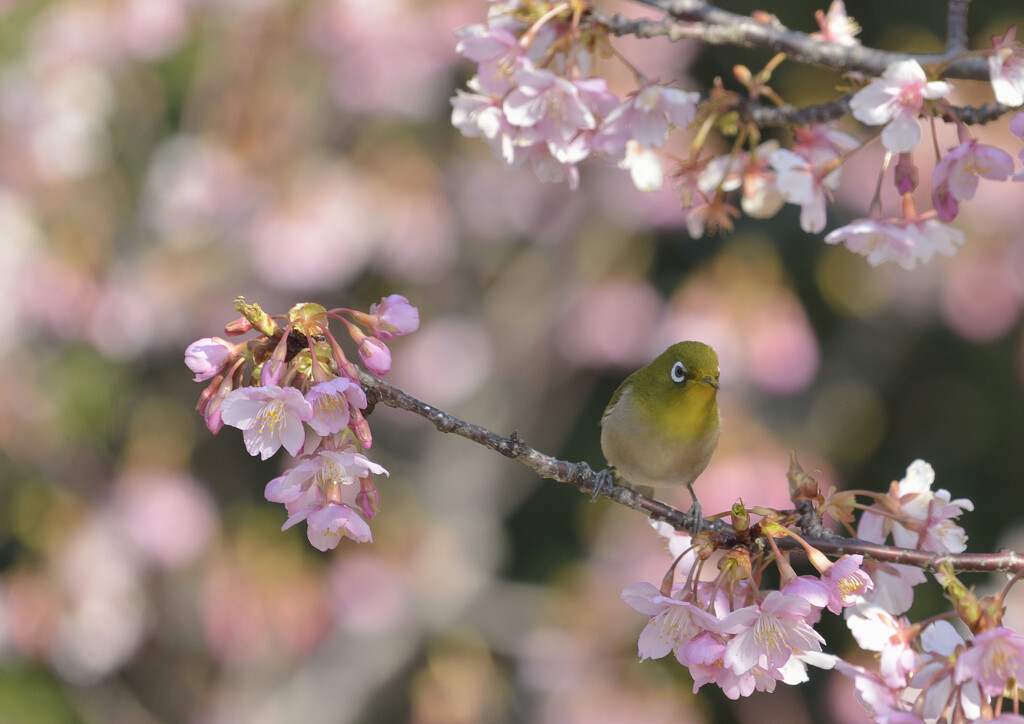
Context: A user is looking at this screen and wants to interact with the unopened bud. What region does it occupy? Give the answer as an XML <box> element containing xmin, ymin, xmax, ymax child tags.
<box><xmin>894</xmin><ymin>153</ymin><xmax>918</xmax><ymax>194</ymax></box>
<box><xmin>940</xmin><ymin>563</ymin><xmax>983</xmax><ymax>631</ymax></box>
<box><xmin>233</xmin><ymin>296</ymin><xmax>280</xmax><ymax>338</ymax></box>
<box><xmin>224</xmin><ymin>316</ymin><xmax>253</xmax><ymax>336</ymax></box>
<box><xmin>357</xmin><ymin>477</ymin><xmax>381</xmax><ymax>519</ymax></box>
<box><xmin>349</xmin><ymin>407</ymin><xmax>373</xmax><ymax>449</ymax></box>
<box><xmin>731</xmin><ymin>501</ymin><xmax>750</xmax><ymax>532</ymax></box>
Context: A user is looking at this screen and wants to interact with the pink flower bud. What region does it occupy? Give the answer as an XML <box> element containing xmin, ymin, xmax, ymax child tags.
<box><xmin>349</xmin><ymin>407</ymin><xmax>373</xmax><ymax>448</ymax></box>
<box><xmin>185</xmin><ymin>337</ymin><xmax>234</xmax><ymax>381</ymax></box>
<box><xmin>356</xmin><ymin>477</ymin><xmax>381</xmax><ymax>519</ymax></box>
<box><xmin>260</xmin><ymin>334</ymin><xmax>290</xmax><ymax>386</ymax></box>
<box><xmin>359</xmin><ymin>337</ymin><xmax>391</xmax><ymax>376</ymax></box>
<box><xmin>224</xmin><ymin>316</ymin><xmax>253</xmax><ymax>336</ymax></box>
<box><xmin>370</xmin><ymin>294</ymin><xmax>420</xmax><ymax>341</ymax></box>
<box><xmin>893</xmin><ymin>152</ymin><xmax>918</xmax><ymax>194</ymax></box>
<box><xmin>202</xmin><ymin>374</ymin><xmax>236</xmax><ymax>434</ymax></box>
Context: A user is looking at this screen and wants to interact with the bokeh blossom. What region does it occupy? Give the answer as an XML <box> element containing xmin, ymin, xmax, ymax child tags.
<box><xmin>810</xmin><ymin>1</ymin><xmax>860</xmax><ymax>46</ymax></box>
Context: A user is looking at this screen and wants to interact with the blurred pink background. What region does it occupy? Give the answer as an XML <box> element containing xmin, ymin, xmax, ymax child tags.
<box><xmin>1</xmin><ymin>1</ymin><xmax>1023</xmax><ymax>722</ymax></box>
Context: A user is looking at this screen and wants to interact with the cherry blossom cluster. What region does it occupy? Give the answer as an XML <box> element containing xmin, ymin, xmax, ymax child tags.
<box><xmin>452</xmin><ymin>1</ymin><xmax>1024</xmax><ymax>269</ymax></box>
<box><xmin>185</xmin><ymin>296</ymin><xmax>419</xmax><ymax>551</ymax></box>
<box><xmin>623</xmin><ymin>460</ymin><xmax>1024</xmax><ymax>722</ymax></box>
<box><xmin>451</xmin><ymin>0</ymin><xmax>699</xmax><ymax>192</ymax></box>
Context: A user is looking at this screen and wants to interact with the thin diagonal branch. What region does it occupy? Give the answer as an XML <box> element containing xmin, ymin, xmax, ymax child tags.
<box><xmin>358</xmin><ymin>370</ymin><xmax>728</xmax><ymax>534</ymax></box>
<box><xmin>359</xmin><ymin>371</ymin><xmax>1024</xmax><ymax>576</ymax></box>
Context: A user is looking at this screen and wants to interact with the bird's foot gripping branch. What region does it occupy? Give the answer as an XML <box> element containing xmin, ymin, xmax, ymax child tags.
<box><xmin>188</xmin><ymin>299</ymin><xmax>1024</xmax><ymax>721</ymax></box>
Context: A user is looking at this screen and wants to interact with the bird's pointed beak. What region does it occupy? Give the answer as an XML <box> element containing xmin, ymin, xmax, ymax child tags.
<box><xmin>701</xmin><ymin>375</ymin><xmax>719</xmax><ymax>390</ymax></box>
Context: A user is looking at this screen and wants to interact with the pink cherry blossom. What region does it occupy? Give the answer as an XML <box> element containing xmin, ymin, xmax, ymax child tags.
<box><xmin>306</xmin><ymin>377</ymin><xmax>367</xmax><ymax>436</ymax></box>
<box><xmin>503</xmin><ymin>63</ymin><xmax>610</xmax><ymax>152</ymax></box>
<box><xmin>621</xmin><ymin>582</ymin><xmax>722</xmax><ymax>661</ymax></box>
<box><xmin>305</xmin><ymin>503</ymin><xmax>372</xmax><ymax>549</ymax></box>
<box><xmin>845</xmin><ymin>601</ymin><xmax>917</xmax><ymax>687</ymax></box>
<box><xmin>684</xmin><ymin>632</ymin><xmax>732</xmax><ymax>693</ymax></box>
<box><xmin>682</xmin><ymin>190</ymin><xmax>741</xmax><ymax>238</ymax></box>
<box><xmin>269</xmin><ymin>448</ymin><xmax>387</xmax><ymax>550</ymax></box>
<box><xmin>791</xmin><ymin>123</ymin><xmax>858</xmax><ymax>189</ymax></box>
<box><xmin>850</xmin><ymin>60</ymin><xmax>952</xmax><ymax>152</ymax></box>
<box><xmin>858</xmin><ymin>560</ymin><xmax>926</xmax><ymax>615</ymax></box>
<box><xmin>524</xmin><ymin>134</ymin><xmax>589</xmax><ymax>189</ymax></box>
<box><xmin>819</xmin><ymin>554</ymin><xmax>873</xmax><ymax>613</ymax></box>
<box><xmin>810</xmin><ymin>1</ymin><xmax>860</xmax><ymax>47</ymax></box>
<box><xmin>720</xmin><ymin>592</ymin><xmax>825</xmax><ymax>675</ymax></box>
<box><xmin>455</xmin><ymin>23</ymin><xmax>524</xmax><ymax>96</ymax></box>
<box><xmin>932</xmin><ymin>139</ymin><xmax>1014</xmax><ymax>221</ymax></box>
<box><xmin>451</xmin><ymin>88</ymin><xmax>523</xmax><ymax>167</ymax></box>
<box><xmin>780</xmin><ymin>575</ymin><xmax>830</xmax><ymax>614</ymax></box>
<box><xmin>953</xmin><ymin>626</ymin><xmax>1024</xmax><ymax>697</ymax></box>
<box><xmin>832</xmin><ymin>659</ymin><xmax>903</xmax><ymax>720</ymax></box>
<box><xmin>267</xmin><ymin>448</ymin><xmax>388</xmax><ymax>505</ymax></box>
<box><xmin>770</xmin><ymin>148</ymin><xmax>828</xmax><ymax>232</ymax></box>
<box><xmin>598</xmin><ymin>83</ymin><xmax>699</xmax><ymax>151</ymax></box>
<box><xmin>184</xmin><ymin>337</ymin><xmax>234</xmax><ymax>381</ymax></box>
<box><xmin>858</xmin><ymin>459</ymin><xmax>973</xmax><ymax>553</ymax></box>
<box><xmin>619</xmin><ymin>141</ymin><xmax>664</xmax><ymax>192</ymax></box>
<box><xmin>652</xmin><ymin>523</ymin><xmax>700</xmax><ymax>570</ymax></box>
<box><xmin>220</xmin><ymin>385</ymin><xmax>312</xmax><ymax>459</ymax></box>
<box><xmin>988</xmin><ymin>27</ymin><xmax>1024</xmax><ymax>107</ymax></box>
<box><xmin>369</xmin><ymin>294</ymin><xmax>419</xmax><ymax>341</ymax></box>
<box><xmin>739</xmin><ymin>159</ymin><xmax>785</xmax><ymax>219</ymax></box>
<box><xmin>264</xmin><ymin>473</ymin><xmax>295</xmax><ymax>504</ymax></box>
<box><xmin>910</xmin><ymin>621</ymin><xmax>983</xmax><ymax>721</ymax></box>
<box><xmin>824</xmin><ymin>214</ymin><xmax>964</xmax><ymax>270</ymax></box>
<box><xmin>697</xmin><ymin>141</ymin><xmax>784</xmax><ymax>219</ymax></box>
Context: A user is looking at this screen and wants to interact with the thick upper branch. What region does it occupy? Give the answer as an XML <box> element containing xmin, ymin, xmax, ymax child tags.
<box><xmin>599</xmin><ymin>0</ymin><xmax>990</xmax><ymax>80</ymax></box>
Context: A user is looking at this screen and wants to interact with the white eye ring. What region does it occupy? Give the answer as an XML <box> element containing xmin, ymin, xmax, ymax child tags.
<box><xmin>670</xmin><ymin>361</ymin><xmax>687</xmax><ymax>383</ymax></box>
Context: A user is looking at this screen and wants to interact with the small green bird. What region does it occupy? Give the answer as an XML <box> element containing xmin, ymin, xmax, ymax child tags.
<box><xmin>599</xmin><ymin>341</ymin><xmax>721</xmax><ymax>518</ymax></box>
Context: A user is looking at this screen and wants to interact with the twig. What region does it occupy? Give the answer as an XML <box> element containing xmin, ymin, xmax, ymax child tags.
<box><xmin>359</xmin><ymin>371</ymin><xmax>1024</xmax><ymax>575</ymax></box>
<box><xmin>782</xmin><ymin>537</ymin><xmax>1024</xmax><ymax>576</ymax></box>
<box><xmin>734</xmin><ymin>96</ymin><xmax>1010</xmax><ymax>128</ymax></box>
<box><xmin>946</xmin><ymin>0</ymin><xmax>972</xmax><ymax>54</ymax></box>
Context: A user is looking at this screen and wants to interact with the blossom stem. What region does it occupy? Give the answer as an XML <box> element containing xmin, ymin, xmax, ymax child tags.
<box><xmin>662</xmin><ymin>543</ymin><xmax>699</xmax><ymax>595</ymax></box>
<box><xmin>999</xmin><ymin>565</ymin><xmax>1024</xmax><ymax>601</ymax></box>
<box><xmin>869</xmin><ymin>151</ymin><xmax>892</xmax><ymax>218</ymax></box>
<box><xmin>521</xmin><ymin>3</ymin><xmax>571</xmax><ymax>52</ymax></box>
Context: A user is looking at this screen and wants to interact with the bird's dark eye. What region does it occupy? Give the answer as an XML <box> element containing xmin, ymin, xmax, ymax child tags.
<box><xmin>670</xmin><ymin>360</ymin><xmax>687</xmax><ymax>383</ymax></box>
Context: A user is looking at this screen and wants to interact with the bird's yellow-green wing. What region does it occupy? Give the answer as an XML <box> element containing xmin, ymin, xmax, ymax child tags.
<box><xmin>601</xmin><ymin>373</ymin><xmax>636</xmax><ymax>424</ymax></box>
